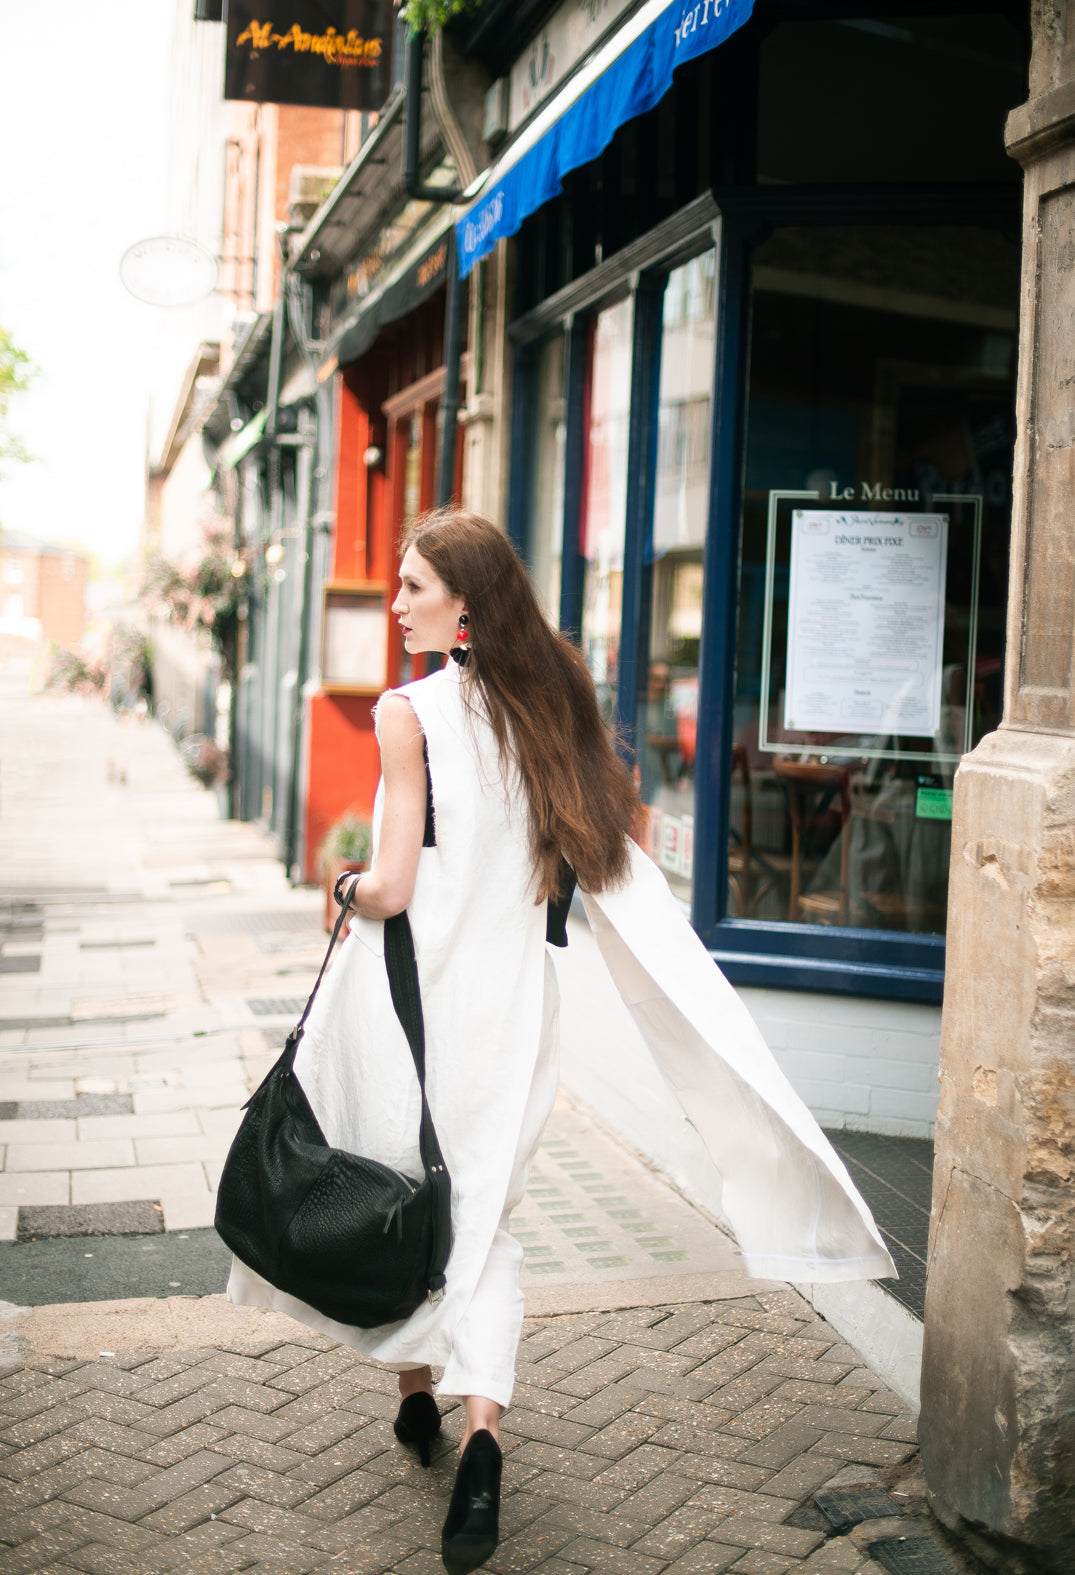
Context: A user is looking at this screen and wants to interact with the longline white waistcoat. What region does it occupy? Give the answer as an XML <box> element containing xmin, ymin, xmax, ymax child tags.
<box><xmin>227</xmin><ymin>660</ymin><xmax>894</xmax><ymax>1366</ymax></box>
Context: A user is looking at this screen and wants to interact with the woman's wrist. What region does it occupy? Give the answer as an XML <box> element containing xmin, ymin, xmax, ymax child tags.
<box><xmin>333</xmin><ymin>870</ymin><xmax>364</xmax><ymax>910</ymax></box>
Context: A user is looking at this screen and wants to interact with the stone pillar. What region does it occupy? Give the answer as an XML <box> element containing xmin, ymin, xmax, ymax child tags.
<box><xmin>919</xmin><ymin>7</ymin><xmax>1075</xmax><ymax>1571</ymax></box>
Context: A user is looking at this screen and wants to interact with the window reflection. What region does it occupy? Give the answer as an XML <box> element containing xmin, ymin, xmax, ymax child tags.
<box><xmin>529</xmin><ymin>334</ymin><xmax>567</xmax><ymax>624</ymax></box>
<box><xmin>731</xmin><ymin>225</ymin><xmax>1017</xmax><ymax>934</ymax></box>
<box><xmin>580</xmin><ymin>298</ymin><xmax>633</xmax><ymax>719</ymax></box>
<box><xmin>637</xmin><ymin>251</ymin><xmax>716</xmax><ymax>902</ymax></box>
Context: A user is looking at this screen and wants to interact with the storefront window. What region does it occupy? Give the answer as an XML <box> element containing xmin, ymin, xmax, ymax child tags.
<box><xmin>637</xmin><ymin>251</ymin><xmax>716</xmax><ymax>902</ymax></box>
<box><xmin>758</xmin><ymin>14</ymin><xmax>1025</xmax><ymax>186</ymax></box>
<box><xmin>403</xmin><ymin>410</ymin><xmax>423</xmax><ymax>521</ymax></box>
<box><xmin>730</xmin><ymin>224</ymin><xmax>1017</xmax><ymax>935</ymax></box>
<box><xmin>529</xmin><ymin>333</ymin><xmax>567</xmax><ymax>624</ymax></box>
<box><xmin>580</xmin><ymin>297</ymin><xmax>633</xmax><ymax>719</ymax></box>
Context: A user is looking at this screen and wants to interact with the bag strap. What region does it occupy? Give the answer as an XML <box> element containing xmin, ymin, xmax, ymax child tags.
<box><xmin>383</xmin><ymin>910</ymin><xmax>451</xmax><ymax>1297</ymax></box>
<box><xmin>290</xmin><ymin>881</ymin><xmax>355</xmax><ymax>1047</ymax></box>
<box><xmin>248</xmin><ymin>887</ymin><xmax>353</xmax><ymax>1100</ymax></box>
<box><xmin>273</xmin><ymin>882</ymin><xmax>451</xmax><ymax>1299</ymax></box>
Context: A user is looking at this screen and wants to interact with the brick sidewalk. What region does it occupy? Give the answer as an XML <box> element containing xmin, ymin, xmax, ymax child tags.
<box><xmin>1</xmin><ymin>1288</ymin><xmax>934</xmax><ymax>1575</ymax></box>
<box><xmin>1</xmin><ymin>685</ymin><xmax>972</xmax><ymax>1575</ymax></box>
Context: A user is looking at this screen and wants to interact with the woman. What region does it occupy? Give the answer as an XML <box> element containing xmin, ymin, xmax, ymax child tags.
<box><xmin>230</xmin><ymin>508</ymin><xmax>637</xmax><ymax>1573</ymax></box>
<box><xmin>228</xmin><ymin>508</ymin><xmax>895</xmax><ymax>1575</ymax></box>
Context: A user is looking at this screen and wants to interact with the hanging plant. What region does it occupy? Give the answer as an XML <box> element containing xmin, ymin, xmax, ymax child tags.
<box><xmin>402</xmin><ymin>0</ymin><xmax>488</xmax><ymax>37</ymax></box>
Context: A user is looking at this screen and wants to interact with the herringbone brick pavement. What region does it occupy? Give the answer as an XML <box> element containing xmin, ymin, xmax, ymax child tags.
<box><xmin>0</xmin><ymin>1287</ymin><xmax>926</xmax><ymax>1575</ymax></box>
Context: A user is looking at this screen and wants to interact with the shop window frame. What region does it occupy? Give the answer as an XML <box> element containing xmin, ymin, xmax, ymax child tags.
<box><xmin>697</xmin><ymin>184</ymin><xmax>1022</xmax><ymax>1004</ymax></box>
<box><xmin>509</xmin><ymin>183</ymin><xmax>1018</xmax><ymax>1006</ymax></box>
<box><xmin>509</xmin><ymin>196</ymin><xmax>722</xmax><ymax>746</ymax></box>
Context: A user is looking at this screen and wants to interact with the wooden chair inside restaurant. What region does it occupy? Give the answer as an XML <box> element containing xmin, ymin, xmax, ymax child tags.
<box><xmin>727</xmin><ymin>744</ymin><xmax>755</xmax><ymax>915</ymax></box>
<box><xmin>772</xmin><ymin>758</ymin><xmax>852</xmax><ymax>925</ymax></box>
<box><xmin>727</xmin><ymin>745</ymin><xmax>790</xmax><ymax>917</ymax></box>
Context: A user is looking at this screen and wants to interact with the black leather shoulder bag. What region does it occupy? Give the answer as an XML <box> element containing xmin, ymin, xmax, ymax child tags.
<box><xmin>215</xmin><ymin>889</ymin><xmax>453</xmax><ymax>1329</ymax></box>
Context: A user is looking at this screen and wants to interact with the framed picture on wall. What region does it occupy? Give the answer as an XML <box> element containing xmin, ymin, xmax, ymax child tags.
<box><xmin>321</xmin><ymin>584</ymin><xmax>388</xmax><ymax>694</ymax></box>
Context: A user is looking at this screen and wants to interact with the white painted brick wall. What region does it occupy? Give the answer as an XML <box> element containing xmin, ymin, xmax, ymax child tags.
<box><xmin>740</xmin><ymin>987</ymin><xmax>941</xmax><ymax>1138</ymax></box>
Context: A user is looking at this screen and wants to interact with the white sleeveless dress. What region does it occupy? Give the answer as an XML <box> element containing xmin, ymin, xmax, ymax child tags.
<box><xmin>227</xmin><ymin>659</ymin><xmax>560</xmax><ymax>1404</ymax></box>
<box><xmin>228</xmin><ymin>658</ymin><xmax>895</xmax><ymax>1403</ymax></box>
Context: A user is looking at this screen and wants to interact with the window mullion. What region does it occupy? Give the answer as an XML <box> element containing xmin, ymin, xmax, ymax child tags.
<box><xmin>616</xmin><ymin>274</ymin><xmax>665</xmax><ymax>756</ymax></box>
<box><xmin>693</xmin><ymin>216</ymin><xmax>750</xmax><ymax>941</ymax></box>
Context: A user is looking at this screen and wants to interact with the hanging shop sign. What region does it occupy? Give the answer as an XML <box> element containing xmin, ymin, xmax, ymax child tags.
<box><xmin>225</xmin><ymin>1</ymin><xmax>394</xmax><ymax>110</ymax></box>
<box><xmin>120</xmin><ymin>236</ymin><xmax>219</xmax><ymax>306</ymax></box>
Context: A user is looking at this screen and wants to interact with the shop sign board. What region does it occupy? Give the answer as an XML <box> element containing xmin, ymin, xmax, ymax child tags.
<box><xmin>332</xmin><ymin>225</ymin><xmax>453</xmax><ymax>369</ymax></box>
<box><xmin>784</xmin><ymin>510</ymin><xmax>949</xmax><ymax>738</ymax></box>
<box><xmin>225</xmin><ymin>1</ymin><xmax>394</xmax><ymax>110</ymax></box>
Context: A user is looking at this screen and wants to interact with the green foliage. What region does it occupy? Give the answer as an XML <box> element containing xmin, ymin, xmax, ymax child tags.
<box><xmin>108</xmin><ymin>623</ymin><xmax>152</xmax><ymax>704</ymax></box>
<box><xmin>402</xmin><ymin>0</ymin><xmax>488</xmax><ymax>37</ymax></box>
<box><xmin>319</xmin><ymin>813</ymin><xmax>372</xmax><ymax>874</ymax></box>
<box><xmin>44</xmin><ymin>646</ymin><xmax>107</xmax><ymax>696</ymax></box>
<box><xmin>0</xmin><ymin>323</ymin><xmax>36</xmax><ymax>473</ymax></box>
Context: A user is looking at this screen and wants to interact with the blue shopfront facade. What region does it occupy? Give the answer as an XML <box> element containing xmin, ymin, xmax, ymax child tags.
<box><xmin>455</xmin><ymin>1</ymin><xmax>1025</xmax><ymax>1085</ymax></box>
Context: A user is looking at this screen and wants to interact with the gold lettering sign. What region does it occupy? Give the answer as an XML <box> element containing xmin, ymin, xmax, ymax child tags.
<box><xmin>236</xmin><ymin>20</ymin><xmax>384</xmax><ymax>67</ymax></box>
<box><xmin>417</xmin><ymin>242</ymin><xmax>448</xmax><ymax>289</ymax></box>
<box><xmin>226</xmin><ymin>2</ymin><xmax>393</xmax><ymax>107</ymax></box>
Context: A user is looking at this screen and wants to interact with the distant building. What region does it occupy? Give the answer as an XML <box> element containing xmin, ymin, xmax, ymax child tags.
<box><xmin>0</xmin><ymin>532</ymin><xmax>87</xmax><ymax>658</ymax></box>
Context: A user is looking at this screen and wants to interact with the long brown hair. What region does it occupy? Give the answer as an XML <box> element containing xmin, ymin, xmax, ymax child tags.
<box><xmin>402</xmin><ymin>509</ymin><xmax>637</xmax><ymax>899</ymax></box>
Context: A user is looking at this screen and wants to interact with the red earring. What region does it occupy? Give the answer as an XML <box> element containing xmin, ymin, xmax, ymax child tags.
<box><xmin>457</xmin><ymin>615</ymin><xmax>469</xmax><ymax>643</ymax></box>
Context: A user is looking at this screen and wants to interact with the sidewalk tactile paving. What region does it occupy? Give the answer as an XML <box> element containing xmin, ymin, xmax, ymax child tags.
<box><xmin>516</xmin><ymin>1110</ymin><xmax>737</xmax><ymax>1294</ymax></box>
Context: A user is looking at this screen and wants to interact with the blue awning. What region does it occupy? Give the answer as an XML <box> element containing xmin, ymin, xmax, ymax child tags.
<box><xmin>456</xmin><ymin>0</ymin><xmax>754</xmax><ymax>279</ymax></box>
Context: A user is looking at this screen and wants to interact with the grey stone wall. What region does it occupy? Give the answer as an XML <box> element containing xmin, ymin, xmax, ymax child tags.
<box><xmin>919</xmin><ymin>5</ymin><xmax>1075</xmax><ymax>1569</ymax></box>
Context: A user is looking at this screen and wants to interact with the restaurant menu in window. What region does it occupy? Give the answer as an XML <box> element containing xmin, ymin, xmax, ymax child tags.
<box><xmin>784</xmin><ymin>510</ymin><xmax>948</xmax><ymax>738</ymax></box>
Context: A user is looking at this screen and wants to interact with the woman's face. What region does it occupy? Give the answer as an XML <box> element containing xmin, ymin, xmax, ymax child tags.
<box><xmin>392</xmin><ymin>545</ymin><xmax>467</xmax><ymax>655</ymax></box>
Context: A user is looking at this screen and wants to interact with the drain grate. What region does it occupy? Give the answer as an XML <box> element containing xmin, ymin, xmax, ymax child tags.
<box><xmin>79</xmin><ymin>938</ymin><xmax>156</xmax><ymax>950</ymax></box>
<box><xmin>17</xmin><ymin>1201</ymin><xmax>164</xmax><ymax>1241</ymax></box>
<box><xmin>247</xmin><ymin>997</ymin><xmax>305</xmax><ymax>1017</ymax></box>
<box><xmin>870</xmin><ymin>1536</ymin><xmax>961</xmax><ymax>1575</ymax></box>
<box><xmin>815</xmin><ymin>1488</ymin><xmax>905</xmax><ymax>1534</ymax></box>
<box><xmin>6</xmin><ymin>1094</ymin><xmax>135</xmax><ymax>1120</ymax></box>
<box><xmin>0</xmin><ymin>1010</ymin><xmax>166</xmax><ymax>1032</ymax></box>
<box><xmin>0</xmin><ymin>1014</ymin><xmax>71</xmax><ymax>1031</ymax></box>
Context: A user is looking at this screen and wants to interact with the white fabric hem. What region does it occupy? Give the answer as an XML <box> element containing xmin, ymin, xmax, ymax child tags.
<box><xmin>437</xmin><ymin>1364</ymin><xmax>515</xmax><ymax>1410</ymax></box>
<box><xmin>741</xmin><ymin>1252</ymin><xmax>898</xmax><ymax>1284</ymax></box>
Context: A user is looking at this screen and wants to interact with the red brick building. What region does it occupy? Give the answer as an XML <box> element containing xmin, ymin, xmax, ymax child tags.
<box><xmin>0</xmin><ymin>532</ymin><xmax>87</xmax><ymax>660</ymax></box>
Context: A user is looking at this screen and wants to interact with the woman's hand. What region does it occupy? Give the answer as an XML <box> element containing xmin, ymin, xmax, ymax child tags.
<box><xmin>346</xmin><ymin>695</ymin><xmax>427</xmax><ymax>920</ymax></box>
